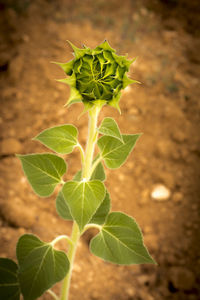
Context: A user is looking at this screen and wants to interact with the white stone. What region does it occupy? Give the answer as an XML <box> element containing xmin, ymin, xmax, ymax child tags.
<box><xmin>151</xmin><ymin>184</ymin><xmax>171</xmax><ymax>201</ymax></box>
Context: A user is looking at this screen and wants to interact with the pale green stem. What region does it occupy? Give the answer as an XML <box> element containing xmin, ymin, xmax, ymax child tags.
<box><xmin>51</xmin><ymin>235</ymin><xmax>73</xmax><ymax>247</ymax></box>
<box><xmin>60</xmin><ymin>105</ymin><xmax>100</xmax><ymax>300</ymax></box>
<box><xmin>47</xmin><ymin>289</ymin><xmax>59</xmax><ymax>300</ymax></box>
<box><xmin>60</xmin><ymin>222</ymin><xmax>80</xmax><ymax>300</ymax></box>
<box><xmin>82</xmin><ymin>106</ymin><xmax>100</xmax><ymax>180</ymax></box>
<box><xmin>83</xmin><ymin>223</ymin><xmax>102</xmax><ymax>233</ymax></box>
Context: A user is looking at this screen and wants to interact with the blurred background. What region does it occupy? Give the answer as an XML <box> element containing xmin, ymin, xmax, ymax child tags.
<box><xmin>0</xmin><ymin>0</ymin><xmax>200</xmax><ymax>299</ymax></box>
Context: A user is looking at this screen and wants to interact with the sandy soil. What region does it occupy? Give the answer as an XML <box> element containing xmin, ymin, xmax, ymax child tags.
<box><xmin>0</xmin><ymin>0</ymin><xmax>200</xmax><ymax>299</ymax></box>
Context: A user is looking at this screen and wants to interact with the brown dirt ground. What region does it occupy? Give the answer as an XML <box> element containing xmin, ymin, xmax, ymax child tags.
<box><xmin>0</xmin><ymin>0</ymin><xmax>200</xmax><ymax>299</ymax></box>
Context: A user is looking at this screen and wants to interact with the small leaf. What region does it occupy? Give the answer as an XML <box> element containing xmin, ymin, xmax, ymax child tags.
<box><xmin>90</xmin><ymin>191</ymin><xmax>111</xmax><ymax>225</ymax></box>
<box><xmin>34</xmin><ymin>125</ymin><xmax>78</xmax><ymax>154</ymax></box>
<box><xmin>73</xmin><ymin>170</ymin><xmax>82</xmax><ymax>181</ymax></box>
<box><xmin>56</xmin><ymin>190</ymin><xmax>73</xmax><ymax>220</ymax></box>
<box><xmin>18</xmin><ymin>154</ymin><xmax>66</xmax><ymax>197</ymax></box>
<box><xmin>98</xmin><ymin>134</ymin><xmax>141</xmax><ymax>169</ymax></box>
<box><xmin>0</xmin><ymin>258</ymin><xmax>20</xmax><ymax>300</ymax></box>
<box><xmin>62</xmin><ymin>180</ymin><xmax>106</xmax><ymax>231</ymax></box>
<box><xmin>90</xmin><ymin>212</ymin><xmax>156</xmax><ymax>265</ymax></box>
<box><xmin>98</xmin><ymin>117</ymin><xmax>123</xmax><ymax>142</ymax></box>
<box><xmin>90</xmin><ymin>161</ymin><xmax>106</xmax><ymax>181</ymax></box>
<box><xmin>17</xmin><ymin>234</ymin><xmax>69</xmax><ymax>300</ymax></box>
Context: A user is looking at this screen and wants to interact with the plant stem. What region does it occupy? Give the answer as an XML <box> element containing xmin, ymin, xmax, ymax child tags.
<box><xmin>83</xmin><ymin>223</ymin><xmax>102</xmax><ymax>233</ymax></box>
<box><xmin>82</xmin><ymin>106</ymin><xmax>100</xmax><ymax>180</ymax></box>
<box><xmin>60</xmin><ymin>222</ymin><xmax>80</xmax><ymax>300</ymax></box>
<box><xmin>47</xmin><ymin>289</ymin><xmax>59</xmax><ymax>300</ymax></box>
<box><xmin>60</xmin><ymin>105</ymin><xmax>100</xmax><ymax>300</ymax></box>
<box><xmin>51</xmin><ymin>235</ymin><xmax>73</xmax><ymax>247</ymax></box>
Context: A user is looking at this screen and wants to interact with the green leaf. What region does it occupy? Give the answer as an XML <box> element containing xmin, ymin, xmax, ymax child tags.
<box><xmin>0</xmin><ymin>258</ymin><xmax>20</xmax><ymax>300</ymax></box>
<box><xmin>62</xmin><ymin>180</ymin><xmax>106</xmax><ymax>231</ymax></box>
<box><xmin>98</xmin><ymin>117</ymin><xmax>123</xmax><ymax>142</ymax></box>
<box><xmin>91</xmin><ymin>161</ymin><xmax>106</xmax><ymax>181</ymax></box>
<box><xmin>34</xmin><ymin>125</ymin><xmax>78</xmax><ymax>154</ymax></box>
<box><xmin>56</xmin><ymin>188</ymin><xmax>110</xmax><ymax>224</ymax></box>
<box><xmin>17</xmin><ymin>154</ymin><xmax>66</xmax><ymax>197</ymax></box>
<box><xmin>90</xmin><ymin>191</ymin><xmax>111</xmax><ymax>225</ymax></box>
<box><xmin>16</xmin><ymin>234</ymin><xmax>69</xmax><ymax>300</ymax></box>
<box><xmin>98</xmin><ymin>134</ymin><xmax>141</xmax><ymax>169</ymax></box>
<box><xmin>56</xmin><ymin>190</ymin><xmax>73</xmax><ymax>220</ymax></box>
<box><xmin>90</xmin><ymin>212</ymin><xmax>156</xmax><ymax>265</ymax></box>
<box><xmin>73</xmin><ymin>170</ymin><xmax>82</xmax><ymax>181</ymax></box>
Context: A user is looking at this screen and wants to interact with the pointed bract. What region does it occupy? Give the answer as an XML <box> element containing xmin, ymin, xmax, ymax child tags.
<box><xmin>95</xmin><ymin>40</ymin><xmax>116</xmax><ymax>52</ymax></box>
<box><xmin>66</xmin><ymin>87</ymin><xmax>83</xmax><ymax>107</ymax></box>
<box><xmin>67</xmin><ymin>40</ymin><xmax>91</xmax><ymax>59</ymax></box>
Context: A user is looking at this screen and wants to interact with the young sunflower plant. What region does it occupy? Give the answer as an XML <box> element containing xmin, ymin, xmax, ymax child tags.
<box><xmin>0</xmin><ymin>41</ymin><xmax>156</xmax><ymax>300</ymax></box>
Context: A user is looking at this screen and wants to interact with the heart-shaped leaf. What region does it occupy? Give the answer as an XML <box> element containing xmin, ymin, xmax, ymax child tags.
<box><xmin>56</xmin><ymin>190</ymin><xmax>73</xmax><ymax>221</ymax></box>
<box><xmin>16</xmin><ymin>234</ymin><xmax>69</xmax><ymax>300</ymax></box>
<box><xmin>62</xmin><ymin>180</ymin><xmax>105</xmax><ymax>231</ymax></box>
<box><xmin>98</xmin><ymin>117</ymin><xmax>123</xmax><ymax>142</ymax></box>
<box><xmin>56</xmin><ymin>189</ymin><xmax>110</xmax><ymax>225</ymax></box>
<box><xmin>18</xmin><ymin>154</ymin><xmax>66</xmax><ymax>197</ymax></box>
<box><xmin>0</xmin><ymin>258</ymin><xmax>20</xmax><ymax>300</ymax></box>
<box><xmin>90</xmin><ymin>191</ymin><xmax>111</xmax><ymax>225</ymax></box>
<box><xmin>90</xmin><ymin>212</ymin><xmax>156</xmax><ymax>265</ymax></box>
<box><xmin>34</xmin><ymin>125</ymin><xmax>78</xmax><ymax>154</ymax></box>
<box><xmin>98</xmin><ymin>134</ymin><xmax>141</xmax><ymax>169</ymax></box>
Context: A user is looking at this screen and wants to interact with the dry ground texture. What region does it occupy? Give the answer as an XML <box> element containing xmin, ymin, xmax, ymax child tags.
<box><xmin>0</xmin><ymin>0</ymin><xmax>200</xmax><ymax>299</ymax></box>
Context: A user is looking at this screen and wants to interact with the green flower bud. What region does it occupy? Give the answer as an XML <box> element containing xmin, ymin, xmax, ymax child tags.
<box><xmin>55</xmin><ymin>40</ymin><xmax>139</xmax><ymax>112</ymax></box>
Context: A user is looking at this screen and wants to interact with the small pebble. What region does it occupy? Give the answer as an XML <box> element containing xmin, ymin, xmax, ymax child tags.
<box><xmin>129</xmin><ymin>106</ymin><xmax>140</xmax><ymax>115</ymax></box>
<box><xmin>126</xmin><ymin>287</ymin><xmax>136</xmax><ymax>297</ymax></box>
<box><xmin>173</xmin><ymin>192</ymin><xmax>183</xmax><ymax>203</ymax></box>
<box><xmin>169</xmin><ymin>267</ymin><xmax>195</xmax><ymax>290</ymax></box>
<box><xmin>0</xmin><ymin>138</ymin><xmax>22</xmax><ymax>155</ymax></box>
<box><xmin>151</xmin><ymin>184</ymin><xmax>171</xmax><ymax>201</ymax></box>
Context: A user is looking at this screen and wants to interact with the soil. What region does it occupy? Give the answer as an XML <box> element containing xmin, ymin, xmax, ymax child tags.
<box><xmin>0</xmin><ymin>0</ymin><xmax>200</xmax><ymax>299</ymax></box>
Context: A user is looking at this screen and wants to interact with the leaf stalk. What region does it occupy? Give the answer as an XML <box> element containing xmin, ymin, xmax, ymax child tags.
<box><xmin>51</xmin><ymin>235</ymin><xmax>74</xmax><ymax>247</ymax></box>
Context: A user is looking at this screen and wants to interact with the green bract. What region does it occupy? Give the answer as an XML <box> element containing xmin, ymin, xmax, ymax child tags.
<box><xmin>56</xmin><ymin>40</ymin><xmax>138</xmax><ymax>111</ymax></box>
